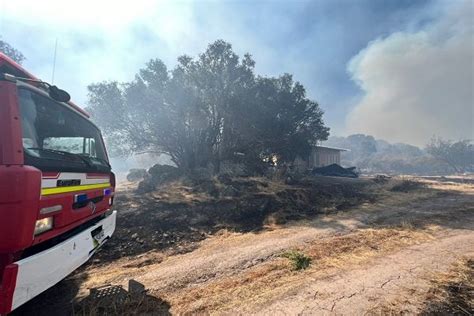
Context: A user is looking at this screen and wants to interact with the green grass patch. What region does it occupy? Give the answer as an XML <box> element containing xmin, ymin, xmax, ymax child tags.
<box><xmin>281</xmin><ymin>250</ymin><xmax>311</xmax><ymax>270</ymax></box>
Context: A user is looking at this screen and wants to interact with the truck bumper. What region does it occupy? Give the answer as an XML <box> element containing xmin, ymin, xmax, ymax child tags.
<box><xmin>0</xmin><ymin>211</ymin><xmax>116</xmax><ymax>314</ymax></box>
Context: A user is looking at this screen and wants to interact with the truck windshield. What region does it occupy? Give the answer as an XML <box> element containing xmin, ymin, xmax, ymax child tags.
<box><xmin>18</xmin><ymin>87</ymin><xmax>110</xmax><ymax>173</ymax></box>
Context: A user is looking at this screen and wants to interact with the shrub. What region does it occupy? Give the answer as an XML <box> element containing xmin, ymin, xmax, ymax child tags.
<box><xmin>126</xmin><ymin>168</ymin><xmax>147</xmax><ymax>182</ymax></box>
<box><xmin>390</xmin><ymin>180</ymin><xmax>425</xmax><ymax>192</ymax></box>
<box><xmin>282</xmin><ymin>250</ymin><xmax>311</xmax><ymax>270</ymax></box>
<box><xmin>137</xmin><ymin>164</ymin><xmax>182</xmax><ymax>193</ymax></box>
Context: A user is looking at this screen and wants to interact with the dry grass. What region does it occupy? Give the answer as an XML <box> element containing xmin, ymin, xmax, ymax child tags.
<box><xmin>421</xmin><ymin>257</ymin><xmax>474</xmax><ymax>315</ymax></box>
<box><xmin>74</xmin><ymin>292</ymin><xmax>170</xmax><ymax>316</ymax></box>
<box><xmin>428</xmin><ymin>181</ymin><xmax>474</xmax><ymax>195</ymax></box>
<box><xmin>390</xmin><ymin>179</ymin><xmax>425</xmax><ymax>192</ymax></box>
<box><xmin>147</xmin><ymin>176</ymin><xmax>289</xmax><ymax>204</ymax></box>
<box><xmin>302</xmin><ymin>227</ymin><xmax>432</xmax><ymax>270</ymax></box>
<box><xmin>164</xmin><ymin>227</ymin><xmax>433</xmax><ymax>313</ymax></box>
<box><xmin>399</xmin><ymin>175</ymin><xmax>474</xmax><ymax>195</ymax></box>
<box><xmin>150</xmin><ymin>181</ymin><xmax>213</xmax><ymax>204</ymax></box>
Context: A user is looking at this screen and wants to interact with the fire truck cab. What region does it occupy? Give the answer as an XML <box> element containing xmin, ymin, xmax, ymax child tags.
<box><xmin>0</xmin><ymin>53</ymin><xmax>116</xmax><ymax>314</ymax></box>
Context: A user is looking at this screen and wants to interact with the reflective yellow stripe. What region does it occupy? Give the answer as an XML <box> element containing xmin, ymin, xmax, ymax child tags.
<box><xmin>41</xmin><ymin>183</ymin><xmax>111</xmax><ymax>196</ymax></box>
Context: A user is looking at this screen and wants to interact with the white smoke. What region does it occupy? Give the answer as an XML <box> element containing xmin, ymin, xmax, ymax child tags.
<box><xmin>346</xmin><ymin>1</ymin><xmax>474</xmax><ymax>146</ymax></box>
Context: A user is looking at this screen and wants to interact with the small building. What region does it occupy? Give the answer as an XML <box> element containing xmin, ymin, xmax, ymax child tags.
<box><xmin>294</xmin><ymin>145</ymin><xmax>348</xmax><ymax>170</ymax></box>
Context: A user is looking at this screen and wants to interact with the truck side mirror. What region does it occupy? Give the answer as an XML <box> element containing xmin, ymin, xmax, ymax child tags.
<box><xmin>49</xmin><ymin>85</ymin><xmax>71</xmax><ymax>103</ymax></box>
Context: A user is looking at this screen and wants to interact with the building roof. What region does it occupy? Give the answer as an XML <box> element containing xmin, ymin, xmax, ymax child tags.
<box><xmin>314</xmin><ymin>145</ymin><xmax>349</xmax><ymax>152</ymax></box>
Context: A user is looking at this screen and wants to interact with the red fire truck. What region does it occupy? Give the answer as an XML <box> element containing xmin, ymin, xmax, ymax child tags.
<box><xmin>0</xmin><ymin>53</ymin><xmax>116</xmax><ymax>314</ymax></box>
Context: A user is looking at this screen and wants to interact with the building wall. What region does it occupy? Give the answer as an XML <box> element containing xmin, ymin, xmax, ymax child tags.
<box><xmin>312</xmin><ymin>147</ymin><xmax>341</xmax><ymax>168</ymax></box>
<box><xmin>292</xmin><ymin>147</ymin><xmax>343</xmax><ymax>171</ymax></box>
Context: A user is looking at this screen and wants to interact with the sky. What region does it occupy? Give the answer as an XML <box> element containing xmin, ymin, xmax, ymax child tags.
<box><xmin>1</xmin><ymin>0</ymin><xmax>473</xmax><ymax>146</ymax></box>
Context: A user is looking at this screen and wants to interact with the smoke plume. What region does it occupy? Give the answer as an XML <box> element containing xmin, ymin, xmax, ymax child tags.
<box><xmin>346</xmin><ymin>1</ymin><xmax>473</xmax><ymax>146</ymax></box>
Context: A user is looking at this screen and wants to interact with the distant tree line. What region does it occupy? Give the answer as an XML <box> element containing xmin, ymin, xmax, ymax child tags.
<box><xmin>87</xmin><ymin>40</ymin><xmax>329</xmax><ymax>173</ymax></box>
<box><xmin>326</xmin><ymin>134</ymin><xmax>473</xmax><ymax>175</ymax></box>
<box><xmin>426</xmin><ymin>137</ymin><xmax>474</xmax><ymax>173</ymax></box>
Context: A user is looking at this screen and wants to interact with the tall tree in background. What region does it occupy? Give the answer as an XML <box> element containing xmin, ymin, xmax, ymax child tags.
<box><xmin>87</xmin><ymin>40</ymin><xmax>329</xmax><ymax>173</ymax></box>
<box><xmin>426</xmin><ymin>137</ymin><xmax>474</xmax><ymax>173</ymax></box>
<box><xmin>0</xmin><ymin>38</ymin><xmax>25</xmax><ymax>64</ymax></box>
<box><xmin>251</xmin><ymin>75</ymin><xmax>329</xmax><ymax>163</ymax></box>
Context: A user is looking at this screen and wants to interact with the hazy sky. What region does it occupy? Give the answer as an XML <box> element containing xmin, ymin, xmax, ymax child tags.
<box><xmin>1</xmin><ymin>0</ymin><xmax>472</xmax><ymax>146</ymax></box>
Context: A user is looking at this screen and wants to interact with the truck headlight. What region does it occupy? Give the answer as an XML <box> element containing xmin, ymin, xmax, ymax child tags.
<box><xmin>34</xmin><ymin>217</ymin><xmax>53</xmax><ymax>235</ymax></box>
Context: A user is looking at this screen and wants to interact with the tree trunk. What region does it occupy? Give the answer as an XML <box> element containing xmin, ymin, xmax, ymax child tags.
<box><xmin>213</xmin><ymin>157</ymin><xmax>221</xmax><ymax>174</ymax></box>
<box><xmin>445</xmin><ymin>159</ymin><xmax>460</xmax><ymax>173</ymax></box>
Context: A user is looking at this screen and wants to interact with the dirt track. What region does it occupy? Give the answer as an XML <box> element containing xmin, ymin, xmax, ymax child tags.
<box><xmin>14</xmin><ymin>177</ymin><xmax>474</xmax><ymax>315</ymax></box>
<box><xmin>258</xmin><ymin>232</ymin><xmax>474</xmax><ymax>315</ymax></box>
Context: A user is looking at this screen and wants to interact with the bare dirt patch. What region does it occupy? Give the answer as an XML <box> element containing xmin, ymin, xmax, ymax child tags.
<box><xmin>166</xmin><ymin>227</ymin><xmax>434</xmax><ymax>314</ymax></box>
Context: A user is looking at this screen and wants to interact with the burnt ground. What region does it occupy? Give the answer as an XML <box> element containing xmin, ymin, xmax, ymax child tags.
<box><xmin>11</xmin><ymin>175</ymin><xmax>474</xmax><ymax>315</ymax></box>
<box><xmin>95</xmin><ymin>175</ymin><xmax>374</xmax><ymax>262</ymax></box>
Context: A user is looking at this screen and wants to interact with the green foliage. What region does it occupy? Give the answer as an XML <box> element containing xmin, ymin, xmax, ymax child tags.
<box><xmin>86</xmin><ymin>40</ymin><xmax>329</xmax><ymax>173</ymax></box>
<box><xmin>0</xmin><ymin>38</ymin><xmax>25</xmax><ymax>64</ymax></box>
<box><xmin>281</xmin><ymin>250</ymin><xmax>311</xmax><ymax>270</ymax></box>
